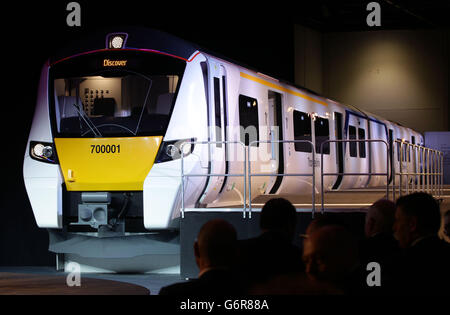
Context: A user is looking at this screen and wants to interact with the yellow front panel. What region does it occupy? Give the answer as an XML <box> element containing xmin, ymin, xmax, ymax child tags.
<box><xmin>54</xmin><ymin>137</ymin><xmax>162</xmax><ymax>191</ymax></box>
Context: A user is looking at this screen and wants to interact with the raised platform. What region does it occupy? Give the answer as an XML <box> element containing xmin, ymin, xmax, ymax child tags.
<box><xmin>0</xmin><ymin>267</ymin><xmax>184</xmax><ymax>295</ymax></box>
<box><xmin>0</xmin><ymin>272</ymin><xmax>150</xmax><ymax>295</ymax></box>
<box><xmin>251</xmin><ymin>190</ymin><xmax>386</xmax><ymax>210</ymax></box>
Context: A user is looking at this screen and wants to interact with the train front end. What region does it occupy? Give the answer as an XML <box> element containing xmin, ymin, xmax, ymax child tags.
<box><xmin>23</xmin><ymin>31</ymin><xmax>204</xmax><ymax>236</ymax></box>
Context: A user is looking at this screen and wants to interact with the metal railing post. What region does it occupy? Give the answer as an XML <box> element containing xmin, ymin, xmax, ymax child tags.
<box><xmin>441</xmin><ymin>152</ymin><xmax>444</xmax><ymax>197</ymax></box>
<box><xmin>248</xmin><ymin>144</ymin><xmax>252</xmax><ymax>219</ymax></box>
<box><xmin>320</xmin><ymin>142</ymin><xmax>325</xmax><ymax>213</ymax></box>
<box><xmin>181</xmin><ymin>148</ymin><xmax>185</xmax><ymax>219</ymax></box>
<box><xmin>312</xmin><ymin>146</ymin><xmax>316</xmax><ymax>218</ymax></box>
<box><xmin>421</xmin><ymin>147</ymin><xmax>425</xmax><ymax>192</ymax></box>
<box><xmin>393</xmin><ymin>144</ymin><xmax>396</xmax><ymax>201</ymax></box>
<box><xmin>399</xmin><ymin>141</ymin><xmax>404</xmax><ymax>197</ymax></box>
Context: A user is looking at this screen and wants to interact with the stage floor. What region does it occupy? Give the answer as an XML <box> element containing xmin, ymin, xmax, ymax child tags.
<box><xmin>0</xmin><ymin>267</ymin><xmax>186</xmax><ymax>295</ymax></box>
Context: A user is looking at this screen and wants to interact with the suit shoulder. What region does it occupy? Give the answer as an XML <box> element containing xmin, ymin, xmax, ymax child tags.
<box><xmin>158</xmin><ymin>279</ymin><xmax>200</xmax><ymax>295</ymax></box>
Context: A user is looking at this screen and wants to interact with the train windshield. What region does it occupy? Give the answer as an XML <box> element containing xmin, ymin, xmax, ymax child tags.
<box><xmin>50</xmin><ymin>50</ymin><xmax>186</xmax><ymax>137</ymax></box>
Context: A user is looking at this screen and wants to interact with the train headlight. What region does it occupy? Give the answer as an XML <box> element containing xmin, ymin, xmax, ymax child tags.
<box><xmin>30</xmin><ymin>141</ymin><xmax>58</xmax><ymax>164</ymax></box>
<box><xmin>33</xmin><ymin>143</ymin><xmax>44</xmax><ymax>157</ymax></box>
<box><xmin>106</xmin><ymin>33</ymin><xmax>128</xmax><ymax>49</ymax></box>
<box><xmin>111</xmin><ymin>36</ymin><xmax>124</xmax><ymax>49</ymax></box>
<box><xmin>165</xmin><ymin>144</ymin><xmax>180</xmax><ymax>158</ymax></box>
<box><xmin>155</xmin><ymin>138</ymin><xmax>195</xmax><ymax>163</ymax></box>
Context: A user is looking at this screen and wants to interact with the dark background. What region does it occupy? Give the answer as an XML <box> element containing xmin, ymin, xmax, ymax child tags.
<box><xmin>1</xmin><ymin>1</ymin><xmax>449</xmax><ymax>266</ymax></box>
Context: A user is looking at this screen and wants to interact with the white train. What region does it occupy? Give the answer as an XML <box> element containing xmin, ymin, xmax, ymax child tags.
<box><xmin>23</xmin><ymin>28</ymin><xmax>423</xmax><ymax>235</ymax></box>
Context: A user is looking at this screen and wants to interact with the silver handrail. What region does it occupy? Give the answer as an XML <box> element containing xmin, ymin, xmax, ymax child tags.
<box><xmin>394</xmin><ymin>140</ymin><xmax>443</xmax><ymax>198</ymax></box>
<box><xmin>180</xmin><ymin>140</ymin><xmax>247</xmax><ymax>219</ymax></box>
<box><xmin>320</xmin><ymin>139</ymin><xmax>390</xmax><ymax>211</ymax></box>
<box><xmin>179</xmin><ymin>138</ymin><xmax>444</xmax><ymax>221</ymax></box>
<box><xmin>248</xmin><ymin>140</ymin><xmax>316</xmax><ymax>218</ymax></box>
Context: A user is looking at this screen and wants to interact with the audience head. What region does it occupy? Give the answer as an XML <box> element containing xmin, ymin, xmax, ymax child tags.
<box><xmin>301</xmin><ymin>214</ymin><xmax>335</xmax><ymax>242</ymax></box>
<box><xmin>302</xmin><ymin>225</ymin><xmax>359</xmax><ymax>285</ymax></box>
<box><xmin>393</xmin><ymin>192</ymin><xmax>441</xmax><ymax>248</ymax></box>
<box><xmin>260</xmin><ymin>198</ymin><xmax>297</xmax><ymax>241</ymax></box>
<box><xmin>365</xmin><ymin>199</ymin><xmax>396</xmax><ymax>238</ymax></box>
<box><xmin>444</xmin><ymin>210</ymin><xmax>450</xmax><ymax>239</ymax></box>
<box><xmin>194</xmin><ymin>219</ymin><xmax>237</xmax><ymax>272</ymax></box>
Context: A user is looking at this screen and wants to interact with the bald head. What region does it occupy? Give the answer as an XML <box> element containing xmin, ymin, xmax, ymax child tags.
<box><xmin>305</xmin><ymin>214</ymin><xmax>336</xmax><ymax>236</ymax></box>
<box><xmin>195</xmin><ymin>219</ymin><xmax>237</xmax><ymax>270</ymax></box>
<box><xmin>303</xmin><ymin>225</ymin><xmax>359</xmax><ymax>284</ymax></box>
<box><xmin>365</xmin><ymin>199</ymin><xmax>396</xmax><ymax>237</ymax></box>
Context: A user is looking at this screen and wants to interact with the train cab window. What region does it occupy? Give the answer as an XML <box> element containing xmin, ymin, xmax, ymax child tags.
<box><xmin>50</xmin><ymin>50</ymin><xmax>186</xmax><ymax>137</ymax></box>
<box><xmin>293</xmin><ymin>110</ymin><xmax>312</xmax><ymax>152</ymax></box>
<box><xmin>314</xmin><ymin>117</ymin><xmax>330</xmax><ymax>155</ymax></box>
<box><xmin>358</xmin><ymin>128</ymin><xmax>366</xmax><ymax>158</ymax></box>
<box><xmin>348</xmin><ymin>125</ymin><xmax>357</xmax><ymax>157</ymax></box>
<box><xmin>239</xmin><ymin>95</ymin><xmax>259</xmax><ymax>147</ymax></box>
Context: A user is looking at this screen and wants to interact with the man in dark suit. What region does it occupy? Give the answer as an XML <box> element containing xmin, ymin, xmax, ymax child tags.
<box><xmin>235</xmin><ymin>198</ymin><xmax>304</xmax><ymax>287</ymax></box>
<box><xmin>302</xmin><ymin>224</ymin><xmax>365</xmax><ymax>295</ymax></box>
<box><xmin>389</xmin><ymin>192</ymin><xmax>450</xmax><ymax>295</ymax></box>
<box><xmin>159</xmin><ymin>219</ymin><xmax>240</xmax><ymax>295</ymax></box>
<box><xmin>444</xmin><ymin>210</ymin><xmax>450</xmax><ymax>241</ymax></box>
<box><xmin>359</xmin><ymin>199</ymin><xmax>399</xmax><ymax>267</ymax></box>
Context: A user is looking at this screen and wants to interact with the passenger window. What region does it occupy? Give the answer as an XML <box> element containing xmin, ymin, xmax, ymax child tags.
<box><xmin>293</xmin><ymin>110</ymin><xmax>312</xmax><ymax>152</ymax></box>
<box><xmin>214</xmin><ymin>77</ymin><xmax>222</xmax><ymax>148</ymax></box>
<box><xmin>348</xmin><ymin>125</ymin><xmax>357</xmax><ymax>157</ymax></box>
<box><xmin>358</xmin><ymin>128</ymin><xmax>366</xmax><ymax>158</ymax></box>
<box><xmin>315</xmin><ymin>117</ymin><xmax>330</xmax><ymax>155</ymax></box>
<box><xmin>239</xmin><ymin>95</ymin><xmax>259</xmax><ymax>147</ymax></box>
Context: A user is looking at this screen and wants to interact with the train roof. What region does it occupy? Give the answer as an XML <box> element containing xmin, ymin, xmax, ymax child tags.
<box><xmin>50</xmin><ymin>27</ymin><xmax>323</xmax><ymax>97</ymax></box>
<box><xmin>49</xmin><ymin>26</ymin><xmax>200</xmax><ymax>65</ymax></box>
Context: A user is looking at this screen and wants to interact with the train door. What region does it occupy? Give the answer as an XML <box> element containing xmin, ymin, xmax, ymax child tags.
<box><xmin>411</xmin><ymin>134</ymin><xmax>418</xmax><ymax>185</ymax></box>
<box><xmin>332</xmin><ymin>112</ymin><xmax>344</xmax><ymax>189</ymax></box>
<box><xmin>388</xmin><ymin>128</ymin><xmax>394</xmax><ymax>184</ymax></box>
<box><xmin>367</xmin><ymin>120</ymin><xmax>388</xmax><ymax>187</ymax></box>
<box><xmin>266</xmin><ymin>91</ymin><xmax>284</xmax><ymax>194</ymax></box>
<box><xmin>357</xmin><ymin>119</ymin><xmax>370</xmax><ymax>188</ymax></box>
<box><xmin>393</xmin><ymin>127</ymin><xmax>407</xmax><ymax>188</ymax></box>
<box><xmin>198</xmin><ymin>62</ymin><xmax>227</xmax><ymax>205</ymax></box>
<box><xmin>341</xmin><ymin>112</ymin><xmax>367</xmax><ymax>188</ymax></box>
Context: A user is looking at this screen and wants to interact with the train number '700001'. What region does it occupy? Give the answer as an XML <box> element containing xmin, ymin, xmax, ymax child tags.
<box><xmin>90</xmin><ymin>144</ymin><xmax>121</xmax><ymax>154</ymax></box>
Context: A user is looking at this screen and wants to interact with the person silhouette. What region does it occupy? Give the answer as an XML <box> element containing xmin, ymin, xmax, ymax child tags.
<box><xmin>302</xmin><ymin>224</ymin><xmax>364</xmax><ymax>294</ymax></box>
<box><xmin>443</xmin><ymin>210</ymin><xmax>450</xmax><ymax>241</ymax></box>
<box><xmin>359</xmin><ymin>199</ymin><xmax>399</xmax><ymax>267</ymax></box>
<box><xmin>235</xmin><ymin>198</ymin><xmax>304</xmax><ymax>286</ymax></box>
<box><xmin>159</xmin><ymin>219</ymin><xmax>240</xmax><ymax>295</ymax></box>
<box><xmin>390</xmin><ymin>192</ymin><xmax>450</xmax><ymax>294</ymax></box>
